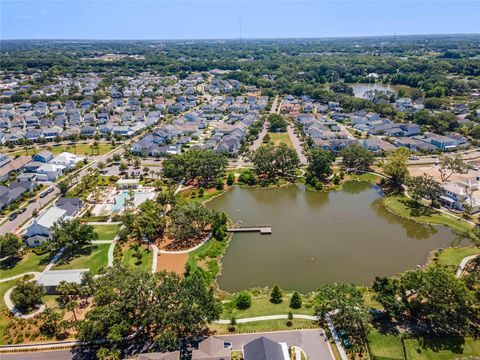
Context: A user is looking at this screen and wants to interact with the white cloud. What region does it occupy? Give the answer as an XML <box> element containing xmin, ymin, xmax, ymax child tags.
<box><xmin>40</xmin><ymin>9</ymin><xmax>49</xmax><ymax>15</ymax></box>
<box><xmin>16</xmin><ymin>14</ymin><xmax>31</xmax><ymax>20</ymax></box>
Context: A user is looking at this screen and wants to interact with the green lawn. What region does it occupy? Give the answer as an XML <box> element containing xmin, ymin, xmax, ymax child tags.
<box><xmin>221</xmin><ymin>292</ymin><xmax>316</xmax><ymax>319</ymax></box>
<box><xmin>210</xmin><ymin>319</ymin><xmax>317</xmax><ymax>334</ymax></box>
<box><xmin>267</xmin><ymin>132</ymin><xmax>293</xmax><ymax>148</ymax></box>
<box><xmin>93</xmin><ymin>224</ymin><xmax>121</xmax><ymax>240</ymax></box>
<box><xmin>54</xmin><ymin>244</ymin><xmax>110</xmax><ymax>274</ymax></box>
<box><xmin>0</xmin><ymin>251</ymin><xmax>51</xmax><ymax>279</ymax></box>
<box><xmin>435</xmin><ymin>247</ymin><xmax>480</xmax><ymax>268</ymax></box>
<box><xmin>0</xmin><ymin>142</ymin><xmax>115</xmax><ymax>157</ymax></box>
<box><xmin>121</xmin><ymin>245</ymin><xmax>153</xmax><ymax>272</ymax></box>
<box><xmin>404</xmin><ymin>337</ymin><xmax>480</xmax><ymax>360</ymax></box>
<box><xmin>367</xmin><ymin>330</ymin><xmax>404</xmax><ymax>360</ymax></box>
<box><xmin>383</xmin><ymin>195</ymin><xmax>475</xmax><ymax>236</ymax></box>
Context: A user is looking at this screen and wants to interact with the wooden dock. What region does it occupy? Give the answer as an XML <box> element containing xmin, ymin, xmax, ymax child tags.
<box><xmin>227</xmin><ymin>225</ymin><xmax>272</xmax><ymax>235</ymax></box>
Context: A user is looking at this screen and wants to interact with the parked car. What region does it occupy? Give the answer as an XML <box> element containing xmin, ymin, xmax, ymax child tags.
<box><xmin>47</xmin><ymin>187</ymin><xmax>55</xmax><ymax>194</ymax></box>
<box><xmin>9</xmin><ymin>212</ymin><xmax>17</xmax><ymax>221</ymax></box>
<box><xmin>40</xmin><ymin>192</ymin><xmax>48</xmax><ymax>198</ymax></box>
<box><xmin>18</xmin><ymin>208</ymin><xmax>27</xmax><ymax>214</ymax></box>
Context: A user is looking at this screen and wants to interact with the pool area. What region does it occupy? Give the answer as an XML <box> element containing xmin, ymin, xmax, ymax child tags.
<box><xmin>111</xmin><ymin>190</ymin><xmax>156</xmax><ymax>212</ymax></box>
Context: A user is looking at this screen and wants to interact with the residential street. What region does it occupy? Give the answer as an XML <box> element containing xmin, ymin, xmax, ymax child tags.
<box><xmin>287</xmin><ymin>124</ymin><xmax>308</xmax><ymax>165</ymax></box>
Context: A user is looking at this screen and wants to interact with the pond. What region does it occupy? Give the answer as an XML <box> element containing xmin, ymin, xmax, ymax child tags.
<box><xmin>346</xmin><ymin>83</ymin><xmax>410</xmax><ymax>98</ymax></box>
<box><xmin>207</xmin><ymin>182</ymin><xmax>465</xmax><ymax>292</ymax></box>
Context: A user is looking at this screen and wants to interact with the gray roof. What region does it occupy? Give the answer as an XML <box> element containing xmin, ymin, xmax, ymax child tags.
<box><xmin>37</xmin><ymin>269</ymin><xmax>89</xmax><ymax>287</ymax></box>
<box><xmin>243</xmin><ymin>337</ymin><xmax>284</xmax><ymax>360</ymax></box>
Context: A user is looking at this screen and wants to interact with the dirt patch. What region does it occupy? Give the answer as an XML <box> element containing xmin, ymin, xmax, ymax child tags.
<box><xmin>156</xmin><ymin>252</ymin><xmax>188</xmax><ymax>274</ymax></box>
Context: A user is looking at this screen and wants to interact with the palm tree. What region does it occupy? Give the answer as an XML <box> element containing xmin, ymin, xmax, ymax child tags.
<box><xmin>65</xmin><ymin>300</ymin><xmax>79</xmax><ymax>322</ymax></box>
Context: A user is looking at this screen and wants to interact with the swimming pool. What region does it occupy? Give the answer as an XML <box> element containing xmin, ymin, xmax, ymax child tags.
<box><xmin>111</xmin><ymin>190</ymin><xmax>156</xmax><ymax>212</ymax></box>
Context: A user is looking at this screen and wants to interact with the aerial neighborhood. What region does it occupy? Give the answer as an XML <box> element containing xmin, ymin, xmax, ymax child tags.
<box><xmin>0</xmin><ymin>33</ymin><xmax>480</xmax><ymax>360</ymax></box>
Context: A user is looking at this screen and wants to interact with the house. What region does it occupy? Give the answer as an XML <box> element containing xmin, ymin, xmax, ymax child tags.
<box><xmin>440</xmin><ymin>179</ymin><xmax>480</xmax><ymax>213</ymax></box>
<box><xmin>25</xmin><ymin>206</ymin><xmax>68</xmax><ymax>246</ymax></box>
<box><xmin>50</xmin><ymin>152</ymin><xmax>85</xmax><ymax>170</ymax></box>
<box><xmin>55</xmin><ymin>197</ymin><xmax>83</xmax><ymax>217</ymax></box>
<box><xmin>0</xmin><ymin>155</ymin><xmax>31</xmax><ymax>182</ymax></box>
<box><xmin>0</xmin><ymin>181</ymin><xmax>37</xmax><ymax>210</ymax></box>
<box><xmin>138</xmin><ymin>337</ymin><xmax>230</xmax><ymax>360</ymax></box>
<box><xmin>36</xmin><ymin>163</ymin><xmax>64</xmax><ymax>181</ymax></box>
<box><xmin>37</xmin><ymin>269</ymin><xmax>89</xmax><ymax>294</ymax></box>
<box><xmin>363</xmin><ymin>138</ymin><xmax>396</xmax><ymax>153</ymax></box>
<box><xmin>33</xmin><ymin>150</ymin><xmax>53</xmax><ymax>163</ymax></box>
<box><xmin>242</xmin><ymin>337</ymin><xmax>289</xmax><ymax>360</ymax></box>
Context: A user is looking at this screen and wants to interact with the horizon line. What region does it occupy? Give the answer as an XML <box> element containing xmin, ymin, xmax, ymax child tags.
<box><xmin>2</xmin><ymin>32</ymin><xmax>480</xmax><ymax>42</ymax></box>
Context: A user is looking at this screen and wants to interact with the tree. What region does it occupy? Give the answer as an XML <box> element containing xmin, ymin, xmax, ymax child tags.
<box><xmin>374</xmin><ymin>266</ymin><xmax>477</xmax><ymax>336</ymax></box>
<box><xmin>163</xmin><ymin>149</ymin><xmax>227</xmax><ymax>186</ymax></box>
<box><xmin>268</xmin><ymin>114</ymin><xmax>288</xmax><ymax>132</ymax></box>
<box><xmin>340</xmin><ymin>144</ymin><xmax>374</xmax><ymax>172</ymax></box>
<box><xmin>78</xmin><ymin>267</ymin><xmax>221</xmax><ymax>350</ymax></box>
<box><xmin>169</xmin><ymin>203</ymin><xmax>215</xmax><ymax>241</ymax></box>
<box><xmin>119</xmin><ymin>161</ymin><xmax>128</xmax><ymax>172</ymax></box>
<box><xmin>251</xmin><ymin>144</ymin><xmax>299</xmax><ymax>180</ymax></box>
<box><xmin>49</xmin><ymin>219</ymin><xmax>98</xmax><ymax>254</ymax></box>
<box><xmin>96</xmin><ymin>348</ymin><xmax>121</xmax><ymax>360</ymax></box>
<box><xmin>263</xmin><ymin>133</ymin><xmax>271</xmax><ymax>143</ymax></box>
<box><xmin>58</xmin><ymin>179</ymin><xmax>69</xmax><ymax>195</ymax></box>
<box><xmin>408</xmin><ymin>174</ymin><xmax>444</xmax><ymax>204</ymax></box>
<box><xmin>315</xmin><ymin>282</ymin><xmax>371</xmax><ymax>351</ymax></box>
<box><xmin>382</xmin><ymin>147</ymin><xmax>410</xmax><ymax>186</ymax></box>
<box><xmin>290</xmin><ymin>291</ymin><xmax>302</xmax><ymax>309</ymax></box>
<box><xmin>236</xmin><ymin>291</ymin><xmax>252</xmax><ymax>309</ymax></box>
<box><xmin>438</xmin><ymin>154</ymin><xmax>470</xmax><ymax>183</ymax></box>
<box><xmin>226</xmin><ymin>173</ymin><xmax>235</xmax><ymax>186</ymax></box>
<box><xmin>11</xmin><ymin>281</ymin><xmax>44</xmax><ymax>312</ymax></box>
<box><xmin>307</xmin><ymin>148</ymin><xmax>335</xmax><ymax>181</ymax></box>
<box><xmin>0</xmin><ymin>233</ymin><xmax>22</xmax><ymax>259</ymax></box>
<box><xmin>270</xmin><ymin>285</ymin><xmax>283</xmax><ymax>304</ymax></box>
<box><xmin>330</xmin><ymin>82</ymin><xmax>354</xmax><ymax>96</ymax></box>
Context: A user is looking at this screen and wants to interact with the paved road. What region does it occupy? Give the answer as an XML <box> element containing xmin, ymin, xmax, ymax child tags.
<box><xmin>217</xmin><ymin>329</ymin><xmax>334</xmax><ymax>360</ymax></box>
<box><xmin>287</xmin><ymin>124</ymin><xmax>307</xmax><ymax>165</ymax></box>
<box><xmin>1</xmin><ymin>349</ymin><xmax>92</xmax><ymax>360</ymax></box>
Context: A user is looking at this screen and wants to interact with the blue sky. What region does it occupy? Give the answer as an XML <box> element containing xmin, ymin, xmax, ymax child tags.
<box><xmin>1</xmin><ymin>1</ymin><xmax>479</xmax><ymax>40</ymax></box>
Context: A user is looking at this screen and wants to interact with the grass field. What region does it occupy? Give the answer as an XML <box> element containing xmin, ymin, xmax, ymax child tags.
<box><xmin>383</xmin><ymin>195</ymin><xmax>475</xmax><ymax>236</ymax></box>
<box><xmin>54</xmin><ymin>244</ymin><xmax>110</xmax><ymax>274</ymax></box>
<box><xmin>93</xmin><ymin>224</ymin><xmax>121</xmax><ymax>240</ymax></box>
<box><xmin>435</xmin><ymin>247</ymin><xmax>479</xmax><ymax>268</ymax></box>
<box><xmin>121</xmin><ymin>245</ymin><xmax>153</xmax><ymax>272</ymax></box>
<box><xmin>367</xmin><ymin>330</ymin><xmax>405</xmax><ymax>359</ymax></box>
<box><xmin>210</xmin><ymin>319</ymin><xmax>317</xmax><ymax>334</ymax></box>
<box><xmin>0</xmin><ymin>251</ymin><xmax>51</xmax><ymax>279</ymax></box>
<box><xmin>404</xmin><ymin>337</ymin><xmax>480</xmax><ymax>360</ymax></box>
<box><xmin>268</xmin><ymin>132</ymin><xmax>293</xmax><ymax>148</ymax></box>
<box><xmin>0</xmin><ymin>142</ymin><xmax>115</xmax><ymax>157</ymax></box>
<box><xmin>222</xmin><ymin>292</ymin><xmax>316</xmax><ymax>320</ymax></box>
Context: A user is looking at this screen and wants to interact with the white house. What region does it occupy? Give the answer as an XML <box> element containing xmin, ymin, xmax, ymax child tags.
<box><xmin>36</xmin><ymin>163</ymin><xmax>64</xmax><ymax>181</ymax></box>
<box><xmin>25</xmin><ymin>206</ymin><xmax>67</xmax><ymax>246</ymax></box>
<box><xmin>440</xmin><ymin>178</ymin><xmax>480</xmax><ymax>213</ymax></box>
<box><xmin>50</xmin><ymin>152</ymin><xmax>85</xmax><ymax>170</ymax></box>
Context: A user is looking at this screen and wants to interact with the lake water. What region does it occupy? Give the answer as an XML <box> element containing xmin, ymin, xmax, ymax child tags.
<box><xmin>207</xmin><ymin>182</ymin><xmax>464</xmax><ymax>292</ymax></box>
<box><xmin>346</xmin><ymin>83</ymin><xmax>409</xmax><ymax>98</ymax></box>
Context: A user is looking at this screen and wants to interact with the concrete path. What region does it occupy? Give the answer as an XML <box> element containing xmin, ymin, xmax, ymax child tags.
<box><xmin>326</xmin><ymin>312</ymin><xmax>348</xmax><ymax>360</ymax></box>
<box><xmin>456</xmin><ymin>254</ymin><xmax>480</xmax><ymax>277</ymax></box>
<box><xmin>91</xmin><ymin>240</ymin><xmax>114</xmax><ymax>244</ymax></box>
<box><xmin>107</xmin><ymin>240</ymin><xmax>116</xmax><ymax>267</ymax></box>
<box><xmin>216</xmin><ymin>314</ymin><xmax>316</xmax><ymax>324</ymax></box>
<box><xmin>4</xmin><ymin>287</ymin><xmax>46</xmax><ymax>319</ymax></box>
<box><xmin>0</xmin><ymin>272</ymin><xmax>41</xmax><ymax>283</ymax></box>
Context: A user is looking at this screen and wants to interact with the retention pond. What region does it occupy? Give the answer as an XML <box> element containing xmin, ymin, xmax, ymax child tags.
<box><xmin>207</xmin><ymin>182</ymin><xmax>464</xmax><ymax>292</ymax></box>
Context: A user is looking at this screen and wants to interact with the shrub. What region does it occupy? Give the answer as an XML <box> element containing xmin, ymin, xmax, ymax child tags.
<box><xmin>215</xmin><ymin>179</ymin><xmax>224</xmax><ymax>190</ymax></box>
<box><xmin>235</xmin><ymin>291</ymin><xmax>252</xmax><ymax>309</ymax></box>
<box><xmin>290</xmin><ymin>291</ymin><xmax>302</xmax><ymax>309</ymax></box>
<box><xmin>270</xmin><ymin>285</ymin><xmax>283</xmax><ymax>304</ymax></box>
<box><xmin>198</xmin><ymin>187</ymin><xmax>205</xmax><ymax>197</ymax></box>
<box><xmin>227</xmin><ymin>173</ymin><xmax>235</xmax><ymax>186</ymax></box>
<box><xmin>32</xmin><ymin>244</ymin><xmax>49</xmax><ymax>255</ymax></box>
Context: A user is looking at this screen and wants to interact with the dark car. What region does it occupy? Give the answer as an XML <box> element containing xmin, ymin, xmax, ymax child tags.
<box><xmin>9</xmin><ymin>212</ymin><xmax>17</xmax><ymax>221</ymax></box>
<box><xmin>40</xmin><ymin>192</ymin><xmax>48</xmax><ymax>198</ymax></box>
<box><xmin>47</xmin><ymin>187</ymin><xmax>55</xmax><ymax>194</ymax></box>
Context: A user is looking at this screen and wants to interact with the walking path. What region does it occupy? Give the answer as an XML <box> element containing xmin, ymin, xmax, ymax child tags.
<box><xmin>456</xmin><ymin>254</ymin><xmax>479</xmax><ymax>277</ymax></box>
<box><xmin>0</xmin><ymin>272</ymin><xmax>41</xmax><ymax>283</ymax></box>
<box><xmin>216</xmin><ymin>314</ymin><xmax>317</xmax><ymax>324</ymax></box>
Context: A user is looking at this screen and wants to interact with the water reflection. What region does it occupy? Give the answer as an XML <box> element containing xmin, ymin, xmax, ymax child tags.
<box><xmin>207</xmin><ymin>183</ymin><xmax>464</xmax><ymax>292</ymax></box>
